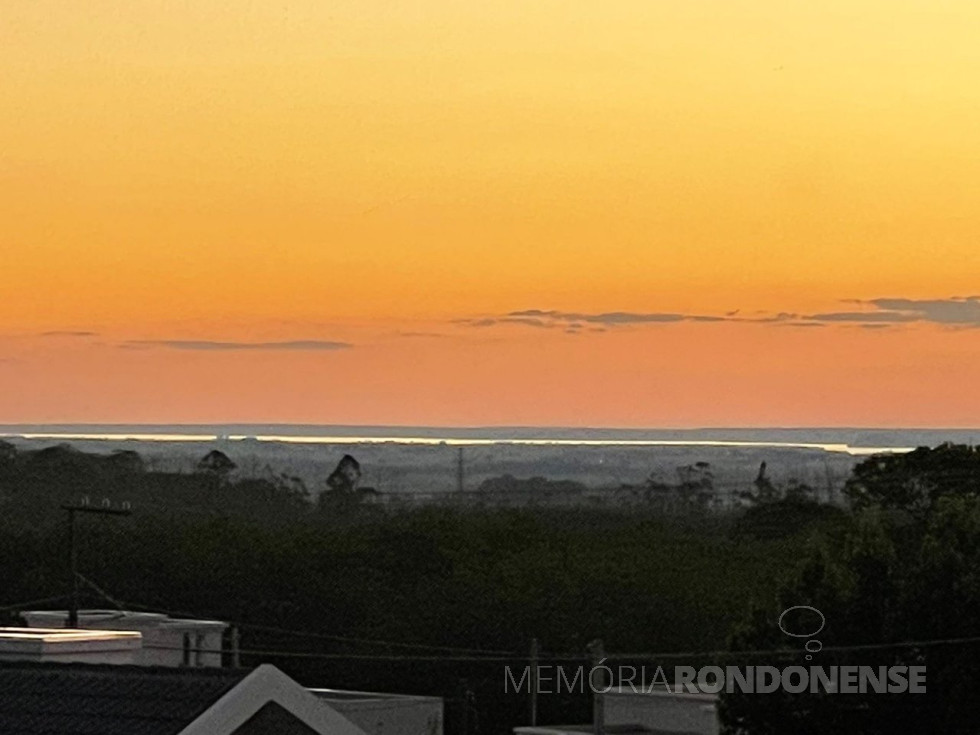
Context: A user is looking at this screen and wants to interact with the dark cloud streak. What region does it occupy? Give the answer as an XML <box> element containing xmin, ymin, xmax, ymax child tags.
<box><xmin>508</xmin><ymin>309</ymin><xmax>688</xmax><ymax>325</ymax></box>
<box><xmin>804</xmin><ymin>311</ymin><xmax>919</xmax><ymax>323</ymax></box>
<box><xmin>120</xmin><ymin>340</ymin><xmax>353</xmax><ymax>351</ymax></box>
<box><xmin>458</xmin><ymin>296</ymin><xmax>980</xmax><ymax>333</ymax></box>
<box><xmin>863</xmin><ymin>296</ymin><xmax>980</xmax><ymax>326</ymax></box>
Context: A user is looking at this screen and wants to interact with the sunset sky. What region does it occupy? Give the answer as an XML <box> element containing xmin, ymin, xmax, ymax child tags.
<box><xmin>2</xmin><ymin>1</ymin><xmax>980</xmax><ymax>426</ymax></box>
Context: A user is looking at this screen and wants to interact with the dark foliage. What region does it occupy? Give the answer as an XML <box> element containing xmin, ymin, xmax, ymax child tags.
<box><xmin>725</xmin><ymin>444</ymin><xmax>980</xmax><ymax>733</ymax></box>
<box><xmin>0</xmin><ymin>444</ymin><xmax>815</xmax><ymax>735</ymax></box>
<box><xmin>844</xmin><ymin>442</ymin><xmax>980</xmax><ymax>515</ymax></box>
<box><xmin>733</xmin><ymin>497</ymin><xmax>845</xmax><ymax>541</ymax></box>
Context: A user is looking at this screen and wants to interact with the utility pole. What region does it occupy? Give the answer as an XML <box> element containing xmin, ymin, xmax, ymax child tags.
<box><xmin>458</xmin><ymin>679</ymin><xmax>471</xmax><ymax>735</ymax></box>
<box><xmin>456</xmin><ymin>446</ymin><xmax>465</xmax><ymax>493</ymax></box>
<box><xmin>62</xmin><ymin>501</ymin><xmax>132</xmax><ymax>627</ymax></box>
<box><xmin>230</xmin><ymin>627</ymin><xmax>241</xmax><ymax>668</ymax></box>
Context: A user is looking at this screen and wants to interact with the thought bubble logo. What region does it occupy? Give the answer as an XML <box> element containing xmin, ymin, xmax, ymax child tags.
<box><xmin>778</xmin><ymin>605</ymin><xmax>825</xmax><ymax>660</ymax></box>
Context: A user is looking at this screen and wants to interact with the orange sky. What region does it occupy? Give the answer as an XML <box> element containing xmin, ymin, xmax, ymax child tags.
<box><xmin>2</xmin><ymin>1</ymin><xmax>979</xmax><ymax>426</ymax></box>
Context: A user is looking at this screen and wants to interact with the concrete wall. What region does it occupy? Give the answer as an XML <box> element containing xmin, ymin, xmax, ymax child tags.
<box><xmin>605</xmin><ymin>688</ymin><xmax>719</xmax><ymax>735</ymax></box>
<box><xmin>138</xmin><ymin>626</ymin><xmax>225</xmax><ymax>668</ymax></box>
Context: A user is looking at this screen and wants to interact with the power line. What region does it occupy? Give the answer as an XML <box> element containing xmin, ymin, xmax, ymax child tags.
<box><xmin>76</xmin><ymin>574</ymin><xmax>127</xmax><ymax>612</ymax></box>
<box><xmin>139</xmin><ymin>633</ymin><xmax>980</xmax><ymax>664</ymax></box>
<box><xmin>13</xmin><ymin>584</ymin><xmax>980</xmax><ymax>664</ymax></box>
<box><xmin>604</xmin><ymin>634</ymin><xmax>980</xmax><ymax>662</ymax></box>
<box><xmin>144</xmin><ymin>643</ymin><xmax>522</xmax><ymax>662</ymax></box>
<box><xmin>0</xmin><ymin>595</ymin><xmax>71</xmax><ymax>613</ymax></box>
<box><xmin>107</xmin><ymin>597</ymin><xmax>518</xmax><ymax>657</ymax></box>
<box><xmin>75</xmin><ymin>580</ymin><xmax>980</xmax><ymax>664</ymax></box>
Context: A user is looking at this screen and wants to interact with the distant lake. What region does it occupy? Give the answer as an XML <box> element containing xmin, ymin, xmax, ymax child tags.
<box><xmin>0</xmin><ymin>430</ymin><xmax>917</xmax><ymax>456</ymax></box>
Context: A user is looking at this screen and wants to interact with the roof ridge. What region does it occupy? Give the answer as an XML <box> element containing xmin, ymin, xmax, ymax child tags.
<box><xmin>0</xmin><ymin>660</ymin><xmax>254</xmax><ymax>678</ymax></box>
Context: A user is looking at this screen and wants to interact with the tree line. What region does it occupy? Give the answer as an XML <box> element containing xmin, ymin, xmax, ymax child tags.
<box><xmin>1</xmin><ymin>440</ymin><xmax>978</xmax><ymax>733</ymax></box>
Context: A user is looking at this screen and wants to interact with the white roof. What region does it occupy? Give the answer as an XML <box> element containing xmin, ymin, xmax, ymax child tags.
<box><xmin>0</xmin><ymin>627</ymin><xmax>141</xmax><ymax>655</ymax></box>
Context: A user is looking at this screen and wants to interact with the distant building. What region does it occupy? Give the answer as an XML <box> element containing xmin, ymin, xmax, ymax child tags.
<box><xmin>311</xmin><ymin>688</ymin><xmax>443</xmax><ymax>735</ymax></box>
<box><xmin>604</xmin><ymin>687</ymin><xmax>719</xmax><ymax>735</ymax></box>
<box><xmin>21</xmin><ymin>609</ymin><xmax>228</xmax><ymax>668</ymax></box>
<box><xmin>516</xmin><ymin>726</ymin><xmax>697</xmax><ymax>735</ymax></box>
<box><xmin>513</xmin><ymin>686</ymin><xmax>719</xmax><ymax>735</ymax></box>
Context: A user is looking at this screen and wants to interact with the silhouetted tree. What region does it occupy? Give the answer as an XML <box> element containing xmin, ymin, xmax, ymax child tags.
<box><xmin>724</xmin><ymin>445</ymin><xmax>980</xmax><ymax>732</ymax></box>
<box><xmin>0</xmin><ymin>440</ymin><xmax>16</xmax><ymax>463</ymax></box>
<box><xmin>105</xmin><ymin>450</ymin><xmax>146</xmax><ymax>474</ymax></box>
<box><xmin>196</xmin><ymin>450</ymin><xmax>236</xmax><ymax>478</ymax></box>
<box><xmin>676</xmin><ymin>461</ymin><xmax>715</xmax><ymax>510</ymax></box>
<box><xmin>783</xmin><ymin>478</ymin><xmax>816</xmax><ymax>503</ymax></box>
<box><xmin>741</xmin><ymin>460</ymin><xmax>780</xmax><ymax>504</ymax></box>
<box><xmin>844</xmin><ymin>443</ymin><xmax>980</xmax><ymax>516</ymax></box>
<box><xmin>325</xmin><ymin>454</ymin><xmax>361</xmax><ymax>494</ymax></box>
<box><xmin>318</xmin><ymin>454</ymin><xmax>364</xmax><ymax>512</ymax></box>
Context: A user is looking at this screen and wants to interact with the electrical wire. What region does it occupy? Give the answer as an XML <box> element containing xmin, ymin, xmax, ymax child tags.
<box><xmin>0</xmin><ymin>595</ymin><xmax>71</xmax><ymax>613</ymax></box>
<box><xmin>97</xmin><ymin>595</ymin><xmax>519</xmax><ymax>657</ymax></box>
<box><xmin>137</xmin><ymin>632</ymin><xmax>980</xmax><ymax>664</ymax></box>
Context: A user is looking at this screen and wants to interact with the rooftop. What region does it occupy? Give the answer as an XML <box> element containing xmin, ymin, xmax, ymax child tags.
<box><xmin>310</xmin><ymin>687</ymin><xmax>441</xmax><ymax>703</ymax></box>
<box><xmin>0</xmin><ymin>660</ymin><xmax>248</xmax><ymax>735</ymax></box>
<box><xmin>0</xmin><ymin>627</ymin><xmax>141</xmax><ymax>644</ymax></box>
<box><xmin>515</xmin><ymin>725</ymin><xmax>702</xmax><ymax>735</ymax></box>
<box><xmin>22</xmin><ymin>609</ymin><xmax>228</xmax><ymax>631</ymax></box>
<box><xmin>0</xmin><ymin>627</ymin><xmax>142</xmax><ymax>661</ymax></box>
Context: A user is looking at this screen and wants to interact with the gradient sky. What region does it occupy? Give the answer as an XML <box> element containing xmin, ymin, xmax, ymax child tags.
<box><xmin>2</xmin><ymin>1</ymin><xmax>980</xmax><ymax>426</ymax></box>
